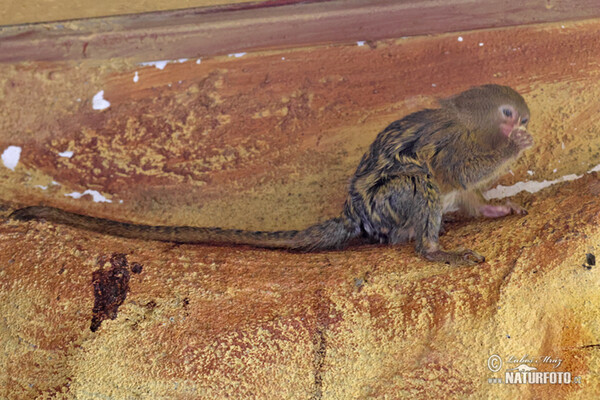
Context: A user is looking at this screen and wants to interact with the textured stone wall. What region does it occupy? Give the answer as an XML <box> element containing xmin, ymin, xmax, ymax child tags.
<box><xmin>1</xmin><ymin>19</ymin><xmax>600</xmax><ymax>399</ymax></box>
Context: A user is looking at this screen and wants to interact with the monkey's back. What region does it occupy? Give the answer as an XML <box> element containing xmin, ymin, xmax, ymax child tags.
<box><xmin>343</xmin><ymin>109</ymin><xmax>454</xmax><ymax>242</ymax></box>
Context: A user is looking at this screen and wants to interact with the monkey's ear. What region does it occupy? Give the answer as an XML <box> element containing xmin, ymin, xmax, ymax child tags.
<box><xmin>438</xmin><ymin>86</ymin><xmax>486</xmax><ymax>112</ymax></box>
<box><xmin>438</xmin><ymin>96</ymin><xmax>463</xmax><ymax>112</ymax></box>
<box><xmin>438</xmin><ymin>86</ymin><xmax>482</xmax><ymax>109</ymax></box>
<box><xmin>437</xmin><ymin>95</ymin><xmax>454</xmax><ymax>108</ymax></box>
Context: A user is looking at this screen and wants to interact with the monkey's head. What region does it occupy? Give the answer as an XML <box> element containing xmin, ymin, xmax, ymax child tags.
<box><xmin>440</xmin><ymin>84</ymin><xmax>532</xmax><ymax>149</ymax></box>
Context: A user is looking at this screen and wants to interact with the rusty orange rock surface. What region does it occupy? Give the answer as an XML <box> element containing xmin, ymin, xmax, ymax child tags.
<box><xmin>1</xmin><ymin>19</ymin><xmax>600</xmax><ymax>399</ymax></box>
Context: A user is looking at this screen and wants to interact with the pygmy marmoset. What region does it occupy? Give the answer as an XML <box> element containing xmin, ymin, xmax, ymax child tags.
<box><xmin>11</xmin><ymin>84</ymin><xmax>533</xmax><ymax>265</ymax></box>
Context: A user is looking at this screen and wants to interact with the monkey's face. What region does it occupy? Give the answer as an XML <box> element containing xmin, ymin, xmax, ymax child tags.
<box><xmin>440</xmin><ymin>84</ymin><xmax>533</xmax><ymax>149</ymax></box>
<box><xmin>497</xmin><ymin>104</ymin><xmax>533</xmax><ymax>150</ymax></box>
<box><xmin>498</xmin><ymin>104</ymin><xmax>528</xmax><ymax>137</ymax></box>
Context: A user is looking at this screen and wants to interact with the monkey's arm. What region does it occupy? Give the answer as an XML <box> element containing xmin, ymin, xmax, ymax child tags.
<box><xmin>439</xmin><ymin>142</ymin><xmax>520</xmax><ymax>190</ymax></box>
<box><xmin>429</xmin><ymin>127</ymin><xmax>532</xmax><ymax>191</ymax></box>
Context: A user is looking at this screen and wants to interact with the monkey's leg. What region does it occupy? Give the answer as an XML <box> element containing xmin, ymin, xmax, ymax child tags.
<box><xmin>373</xmin><ymin>176</ymin><xmax>485</xmax><ymax>265</ymax></box>
<box><xmin>479</xmin><ymin>200</ymin><xmax>527</xmax><ymax>218</ymax></box>
<box><xmin>458</xmin><ymin>191</ymin><xmax>527</xmax><ymax>218</ymax></box>
<box><xmin>415</xmin><ymin>210</ymin><xmax>485</xmax><ymax>266</ymax></box>
<box><xmin>439</xmin><ymin>212</ymin><xmax>463</xmax><ymax>236</ymax></box>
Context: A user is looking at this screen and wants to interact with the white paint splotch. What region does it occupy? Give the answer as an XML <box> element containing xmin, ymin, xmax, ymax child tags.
<box><xmin>228</xmin><ymin>52</ymin><xmax>246</xmax><ymax>58</ymax></box>
<box><xmin>139</xmin><ymin>60</ymin><xmax>168</xmax><ymax>70</ymax></box>
<box><xmin>133</xmin><ymin>71</ymin><xmax>139</xmax><ymax>83</ymax></box>
<box><xmin>485</xmin><ymin>174</ymin><xmax>582</xmax><ymax>199</ymax></box>
<box><xmin>2</xmin><ymin>146</ymin><xmax>21</xmax><ymax>170</ymax></box>
<box><xmin>58</xmin><ymin>150</ymin><xmax>74</xmax><ymax>158</ymax></box>
<box><xmin>65</xmin><ymin>190</ymin><xmax>112</xmax><ymax>203</ymax></box>
<box><xmin>485</xmin><ymin>163</ymin><xmax>600</xmax><ymax>200</ymax></box>
<box><xmin>139</xmin><ymin>58</ymin><xmax>188</xmax><ymax>70</ymax></box>
<box><xmin>92</xmin><ymin>91</ymin><xmax>110</xmax><ymax>110</ymax></box>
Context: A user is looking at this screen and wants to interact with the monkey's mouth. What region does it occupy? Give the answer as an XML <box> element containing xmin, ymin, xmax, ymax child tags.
<box><xmin>513</xmin><ymin>126</ymin><xmax>530</xmax><ymax>137</ymax></box>
<box><xmin>501</xmin><ymin>123</ymin><xmax>528</xmax><ymax>138</ymax></box>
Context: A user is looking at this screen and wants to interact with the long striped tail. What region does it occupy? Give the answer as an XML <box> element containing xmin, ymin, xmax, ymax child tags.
<box><xmin>10</xmin><ymin>206</ymin><xmax>359</xmax><ymax>251</ymax></box>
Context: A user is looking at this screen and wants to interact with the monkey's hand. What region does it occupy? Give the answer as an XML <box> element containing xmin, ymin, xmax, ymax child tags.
<box><xmin>479</xmin><ymin>200</ymin><xmax>527</xmax><ymax>218</ymax></box>
<box><xmin>509</xmin><ymin>128</ymin><xmax>534</xmax><ymax>150</ymax></box>
<box><xmin>424</xmin><ymin>247</ymin><xmax>485</xmax><ymax>266</ymax></box>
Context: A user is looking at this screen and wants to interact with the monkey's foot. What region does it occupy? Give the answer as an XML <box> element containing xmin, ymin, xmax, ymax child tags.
<box><xmin>505</xmin><ymin>200</ymin><xmax>528</xmax><ymax>215</ymax></box>
<box><xmin>423</xmin><ymin>248</ymin><xmax>485</xmax><ymax>266</ymax></box>
<box><xmin>479</xmin><ymin>201</ymin><xmax>527</xmax><ymax>218</ymax></box>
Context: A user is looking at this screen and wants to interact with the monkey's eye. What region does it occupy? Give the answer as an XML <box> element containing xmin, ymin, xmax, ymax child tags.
<box><xmin>502</xmin><ymin>108</ymin><xmax>513</xmax><ymax>118</ymax></box>
<box><xmin>521</xmin><ymin>117</ymin><xmax>529</xmax><ymax>125</ymax></box>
